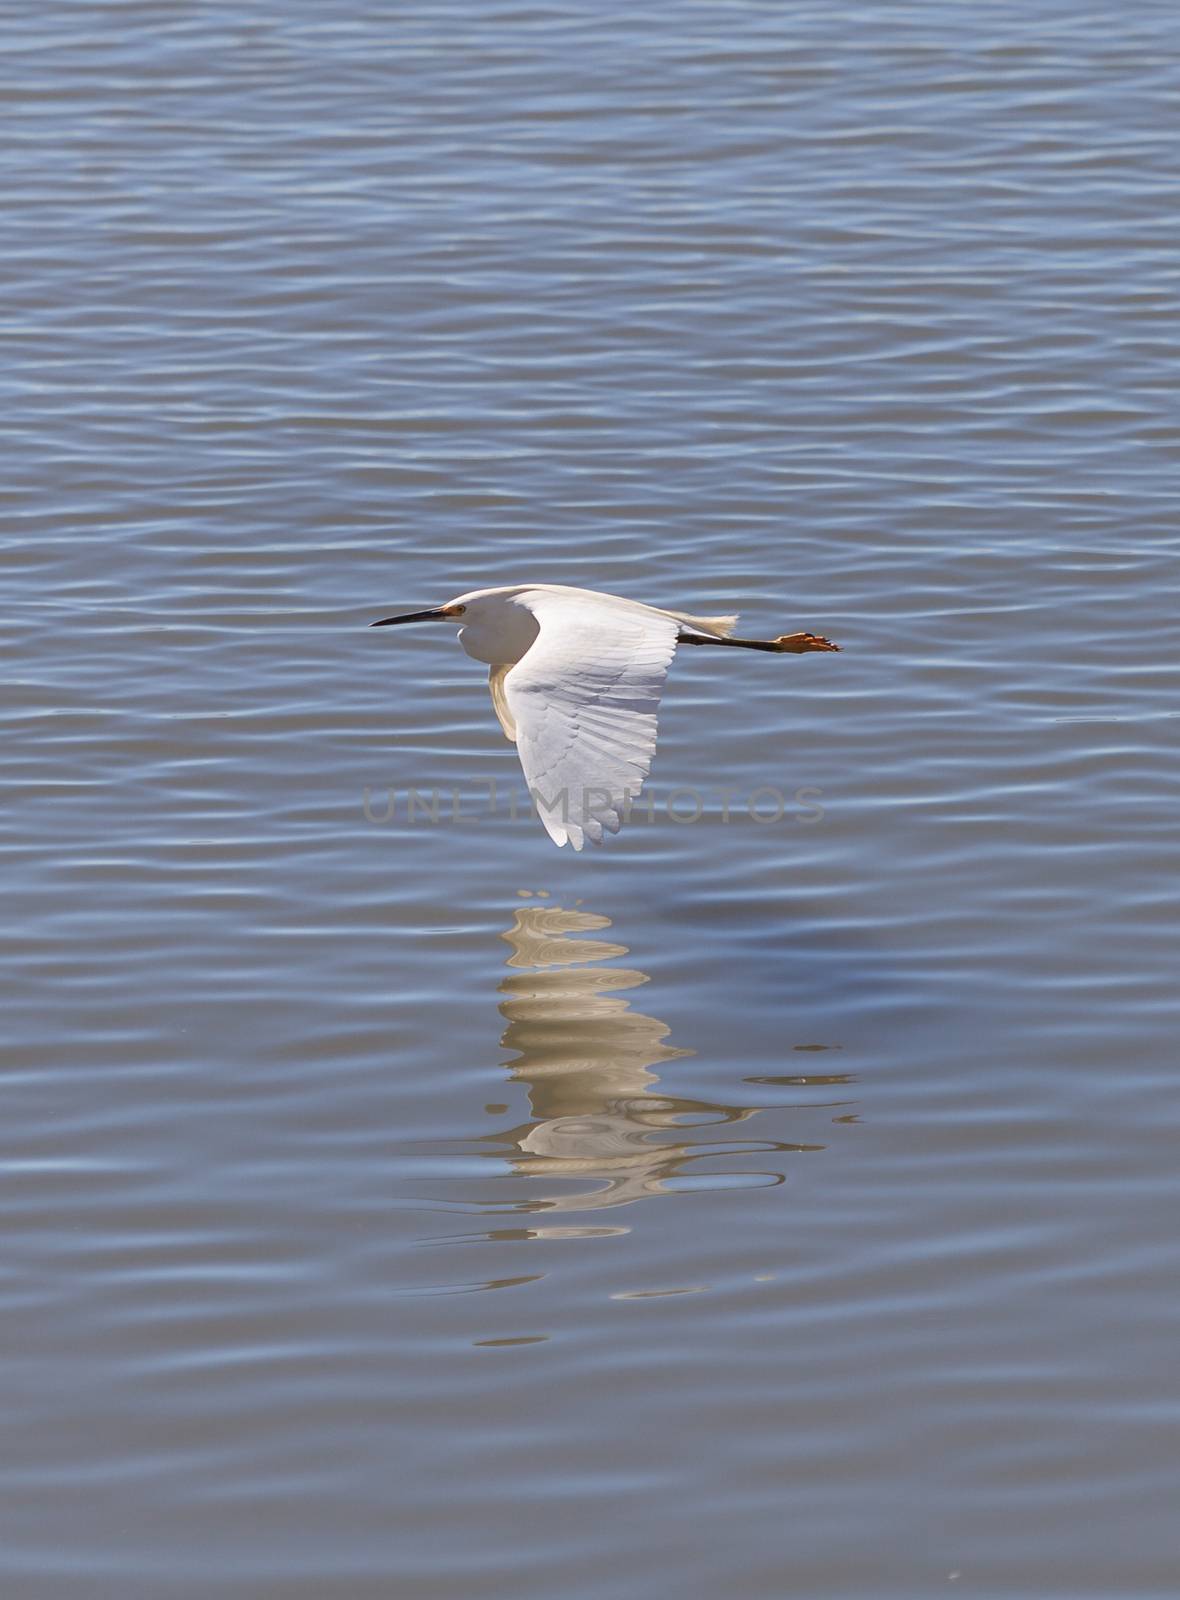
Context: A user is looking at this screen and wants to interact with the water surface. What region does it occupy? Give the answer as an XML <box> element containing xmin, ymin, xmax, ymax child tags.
<box><xmin>3</xmin><ymin>3</ymin><xmax>1179</xmax><ymax>1596</ymax></box>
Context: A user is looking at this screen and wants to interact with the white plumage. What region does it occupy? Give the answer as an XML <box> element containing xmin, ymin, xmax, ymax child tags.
<box><xmin>371</xmin><ymin>583</ymin><xmax>838</xmax><ymax>850</ymax></box>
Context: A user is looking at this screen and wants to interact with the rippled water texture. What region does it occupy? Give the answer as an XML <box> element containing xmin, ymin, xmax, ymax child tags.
<box><xmin>4</xmin><ymin>3</ymin><xmax>1179</xmax><ymax>1595</ymax></box>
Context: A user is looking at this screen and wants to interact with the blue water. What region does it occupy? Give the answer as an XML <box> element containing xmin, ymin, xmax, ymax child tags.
<box><xmin>3</xmin><ymin>3</ymin><xmax>1178</xmax><ymax>1595</ymax></box>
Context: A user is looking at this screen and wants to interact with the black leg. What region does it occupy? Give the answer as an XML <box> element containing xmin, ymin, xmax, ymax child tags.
<box><xmin>677</xmin><ymin>630</ymin><xmax>839</xmax><ymax>653</ymax></box>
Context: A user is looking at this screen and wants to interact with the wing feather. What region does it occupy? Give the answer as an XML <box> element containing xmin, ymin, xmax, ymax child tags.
<box><xmin>503</xmin><ymin>591</ymin><xmax>679</xmax><ymax>849</ymax></box>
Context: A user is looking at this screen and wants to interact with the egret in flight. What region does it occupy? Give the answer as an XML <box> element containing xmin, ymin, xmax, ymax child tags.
<box><xmin>371</xmin><ymin>583</ymin><xmax>838</xmax><ymax>850</ymax></box>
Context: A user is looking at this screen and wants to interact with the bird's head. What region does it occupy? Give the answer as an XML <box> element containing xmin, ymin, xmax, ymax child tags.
<box><xmin>370</xmin><ymin>587</ymin><xmax>540</xmax><ymax>665</ymax></box>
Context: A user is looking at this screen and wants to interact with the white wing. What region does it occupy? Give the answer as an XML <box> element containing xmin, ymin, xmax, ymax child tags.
<box><xmin>504</xmin><ymin>590</ymin><xmax>680</xmax><ymax>850</ymax></box>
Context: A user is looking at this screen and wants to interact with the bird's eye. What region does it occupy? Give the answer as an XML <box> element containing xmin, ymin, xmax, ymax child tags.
<box><xmin>453</xmin><ymin>604</ymin><xmax>466</xmax><ymax>615</ymax></box>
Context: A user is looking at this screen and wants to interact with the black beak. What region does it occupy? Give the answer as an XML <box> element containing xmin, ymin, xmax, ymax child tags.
<box><xmin>370</xmin><ymin>608</ymin><xmax>449</xmax><ymax>628</ymax></box>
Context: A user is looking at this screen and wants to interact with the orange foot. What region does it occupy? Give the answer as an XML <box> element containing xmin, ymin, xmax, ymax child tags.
<box><xmin>774</xmin><ymin>631</ymin><xmax>840</xmax><ymax>653</ymax></box>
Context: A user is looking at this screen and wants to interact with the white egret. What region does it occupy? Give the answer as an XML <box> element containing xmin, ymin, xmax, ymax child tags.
<box><xmin>371</xmin><ymin>583</ymin><xmax>838</xmax><ymax>850</ymax></box>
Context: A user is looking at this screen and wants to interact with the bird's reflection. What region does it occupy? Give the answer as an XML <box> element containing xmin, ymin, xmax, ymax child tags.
<box><xmin>483</xmin><ymin>901</ymin><xmax>828</xmax><ymax>1216</ymax></box>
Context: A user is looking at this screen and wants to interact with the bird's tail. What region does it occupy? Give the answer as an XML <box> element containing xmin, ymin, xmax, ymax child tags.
<box><xmin>670</xmin><ymin>609</ymin><xmax>739</xmax><ymax>639</ymax></box>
